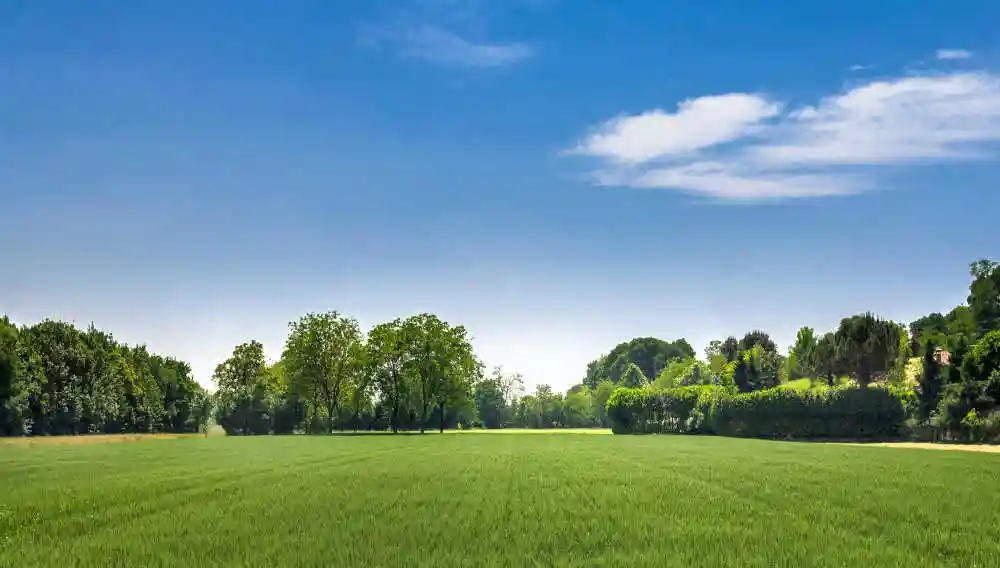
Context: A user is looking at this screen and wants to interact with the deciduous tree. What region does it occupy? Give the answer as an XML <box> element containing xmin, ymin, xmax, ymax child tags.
<box><xmin>283</xmin><ymin>311</ymin><xmax>364</xmax><ymax>433</ymax></box>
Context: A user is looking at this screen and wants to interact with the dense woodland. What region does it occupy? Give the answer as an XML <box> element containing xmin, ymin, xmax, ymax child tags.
<box><xmin>0</xmin><ymin>319</ymin><xmax>210</xmax><ymax>436</ymax></box>
<box><xmin>2</xmin><ymin>259</ymin><xmax>999</xmax><ymax>440</ymax></box>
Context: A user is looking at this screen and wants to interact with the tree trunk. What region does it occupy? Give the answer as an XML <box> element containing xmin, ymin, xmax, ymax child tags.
<box><xmin>391</xmin><ymin>398</ymin><xmax>399</xmax><ymax>434</ymax></box>
<box><xmin>420</xmin><ymin>400</ymin><xmax>428</xmax><ymax>434</ymax></box>
<box><xmin>439</xmin><ymin>401</ymin><xmax>445</xmax><ymax>434</ymax></box>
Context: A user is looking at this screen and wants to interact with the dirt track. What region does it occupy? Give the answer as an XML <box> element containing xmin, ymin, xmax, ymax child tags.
<box><xmin>839</xmin><ymin>441</ymin><xmax>1000</xmax><ymax>454</ymax></box>
<box><xmin>0</xmin><ymin>433</ymin><xmax>211</xmax><ymax>446</ymax></box>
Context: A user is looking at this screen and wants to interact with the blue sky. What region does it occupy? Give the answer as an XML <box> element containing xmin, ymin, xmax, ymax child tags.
<box><xmin>3</xmin><ymin>0</ymin><xmax>1000</xmax><ymax>391</ymax></box>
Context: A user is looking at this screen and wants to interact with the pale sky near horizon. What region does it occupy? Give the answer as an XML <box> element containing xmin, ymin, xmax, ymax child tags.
<box><xmin>3</xmin><ymin>0</ymin><xmax>1000</xmax><ymax>392</ymax></box>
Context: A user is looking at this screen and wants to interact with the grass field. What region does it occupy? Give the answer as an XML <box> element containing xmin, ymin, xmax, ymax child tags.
<box><xmin>2</xmin><ymin>433</ymin><xmax>1000</xmax><ymax>567</ymax></box>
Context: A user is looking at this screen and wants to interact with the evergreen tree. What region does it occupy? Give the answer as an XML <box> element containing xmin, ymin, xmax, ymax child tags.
<box><xmin>917</xmin><ymin>339</ymin><xmax>942</xmax><ymax>420</ymax></box>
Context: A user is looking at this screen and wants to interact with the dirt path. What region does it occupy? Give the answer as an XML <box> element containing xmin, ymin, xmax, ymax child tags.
<box><xmin>0</xmin><ymin>432</ymin><xmax>217</xmax><ymax>447</ymax></box>
<box><xmin>838</xmin><ymin>441</ymin><xmax>1000</xmax><ymax>454</ymax></box>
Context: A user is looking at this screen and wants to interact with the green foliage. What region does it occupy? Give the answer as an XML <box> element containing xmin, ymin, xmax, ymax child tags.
<box><xmin>908</xmin><ymin>312</ymin><xmax>948</xmax><ymax>355</ymax></box>
<box><xmin>401</xmin><ymin>314</ymin><xmax>478</xmax><ymax>433</ymax></box>
<box><xmin>833</xmin><ymin>313</ymin><xmax>906</xmax><ymax>386</ymax></box>
<box><xmin>968</xmin><ymin>259</ymin><xmax>1000</xmax><ymax>334</ymax></box>
<box><xmin>619</xmin><ymin>362</ymin><xmax>648</xmax><ymax>388</ymax></box>
<box><xmin>916</xmin><ymin>339</ymin><xmax>942</xmax><ymax>419</ymax></box>
<box><xmin>605</xmin><ymin>385</ymin><xmax>727</xmax><ymax>434</ymax></box>
<box><xmin>582</xmin><ymin>337</ymin><xmax>695</xmax><ymax>389</ymax></box>
<box><xmin>813</xmin><ymin>332</ymin><xmax>841</xmax><ymax>387</ymax></box>
<box><xmin>737</xmin><ymin>345</ymin><xmax>783</xmax><ymax>392</ymax></box>
<box><xmin>964</xmin><ymin>330</ymin><xmax>1000</xmax><ymax>381</ymax></box>
<box><xmin>283</xmin><ymin>311</ymin><xmax>364</xmax><ymax>432</ymax></box>
<box><xmin>0</xmin><ymin>316</ymin><xmax>209</xmax><ymax>436</ymax></box>
<box><xmin>720</xmin><ymin>336</ymin><xmax>741</xmax><ymax>362</ymax></box>
<box><xmin>653</xmin><ymin>358</ymin><xmax>690</xmax><ymax>389</ymax></box>
<box><xmin>473</xmin><ymin>366</ymin><xmax>523</xmax><ymax>428</ymax></box>
<box><xmin>608</xmin><ymin>384</ymin><xmax>910</xmax><ymax>439</ymax></box>
<box><xmin>212</xmin><ymin>341</ymin><xmax>273</xmax><ymax>435</ymax></box>
<box><xmin>589</xmin><ymin>380</ymin><xmax>616</xmax><ymax>427</ymax></box>
<box><xmin>710</xmin><ymin>386</ymin><xmax>910</xmax><ymax>439</ymax></box>
<box><xmin>789</xmin><ymin>327</ymin><xmax>818</xmax><ymax>379</ymax></box>
<box><xmin>739</xmin><ymin>330</ymin><xmax>778</xmax><ymax>354</ymax></box>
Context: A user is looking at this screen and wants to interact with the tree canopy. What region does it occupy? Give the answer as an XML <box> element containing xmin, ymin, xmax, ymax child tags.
<box><xmin>0</xmin><ymin>318</ymin><xmax>209</xmax><ymax>436</ymax></box>
<box><xmin>583</xmin><ymin>337</ymin><xmax>695</xmax><ymax>389</ymax></box>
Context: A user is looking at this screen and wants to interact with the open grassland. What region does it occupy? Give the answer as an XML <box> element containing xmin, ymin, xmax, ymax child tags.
<box><xmin>2</xmin><ymin>433</ymin><xmax>999</xmax><ymax>567</ymax></box>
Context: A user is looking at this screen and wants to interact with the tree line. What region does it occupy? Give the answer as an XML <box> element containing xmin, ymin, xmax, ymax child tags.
<box><xmin>3</xmin><ymin>258</ymin><xmax>998</xmax><ymax>439</ymax></box>
<box><xmin>0</xmin><ymin>318</ymin><xmax>210</xmax><ymax>436</ymax></box>
<box><xmin>601</xmin><ymin>259</ymin><xmax>1000</xmax><ymax>441</ymax></box>
<box><xmin>212</xmin><ymin>311</ymin><xmax>618</xmax><ymax>434</ymax></box>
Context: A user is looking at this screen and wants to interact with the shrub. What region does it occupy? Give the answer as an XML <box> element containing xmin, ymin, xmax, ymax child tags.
<box><xmin>709</xmin><ymin>386</ymin><xmax>908</xmax><ymax>439</ymax></box>
<box><xmin>608</xmin><ymin>384</ymin><xmax>910</xmax><ymax>439</ymax></box>
<box><xmin>605</xmin><ymin>385</ymin><xmax>727</xmax><ymax>434</ymax></box>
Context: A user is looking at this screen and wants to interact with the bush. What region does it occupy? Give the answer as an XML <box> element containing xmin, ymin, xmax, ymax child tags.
<box><xmin>608</xmin><ymin>384</ymin><xmax>911</xmax><ymax>439</ymax></box>
<box><xmin>709</xmin><ymin>386</ymin><xmax>909</xmax><ymax>439</ymax></box>
<box><xmin>605</xmin><ymin>385</ymin><xmax>727</xmax><ymax>434</ymax></box>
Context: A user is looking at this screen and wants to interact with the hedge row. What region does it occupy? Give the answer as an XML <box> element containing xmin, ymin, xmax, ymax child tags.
<box><xmin>606</xmin><ymin>385</ymin><xmax>913</xmax><ymax>439</ymax></box>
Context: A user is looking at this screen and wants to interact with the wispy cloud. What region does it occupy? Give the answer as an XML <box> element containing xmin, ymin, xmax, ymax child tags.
<box><xmin>360</xmin><ymin>0</ymin><xmax>538</xmax><ymax>69</ymax></box>
<box><xmin>385</xmin><ymin>25</ymin><xmax>533</xmax><ymax>68</ymax></box>
<box><xmin>569</xmin><ymin>71</ymin><xmax>1000</xmax><ymax>200</ymax></box>
<box><xmin>936</xmin><ymin>48</ymin><xmax>973</xmax><ymax>60</ymax></box>
<box><xmin>849</xmin><ymin>64</ymin><xmax>871</xmax><ymax>71</ymax></box>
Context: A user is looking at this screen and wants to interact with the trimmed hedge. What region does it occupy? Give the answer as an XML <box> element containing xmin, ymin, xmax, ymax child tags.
<box><xmin>607</xmin><ymin>384</ymin><xmax>912</xmax><ymax>439</ymax></box>
<box><xmin>606</xmin><ymin>385</ymin><xmax>726</xmax><ymax>435</ymax></box>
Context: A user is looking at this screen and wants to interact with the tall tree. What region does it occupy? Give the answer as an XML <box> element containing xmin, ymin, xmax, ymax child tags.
<box><xmin>367</xmin><ymin>319</ymin><xmax>410</xmax><ymax>433</ymax></box>
<box><xmin>833</xmin><ymin>313</ymin><xmax>905</xmax><ymax>386</ymax></box>
<box><xmin>433</xmin><ymin>337</ymin><xmax>479</xmax><ymax>434</ymax></box>
<box><xmin>733</xmin><ymin>359</ymin><xmax>750</xmax><ymax>393</ymax></box>
<box><xmin>790</xmin><ymin>327</ymin><xmax>818</xmax><ymax>380</ymax></box>
<box><xmin>283</xmin><ymin>311</ymin><xmax>364</xmax><ymax>433</ymax></box>
<box><xmin>720</xmin><ymin>336</ymin><xmax>741</xmax><ymax>363</ymax></box>
<box><xmin>739</xmin><ymin>330</ymin><xmax>778</xmax><ymax>354</ymax></box>
<box><xmin>473</xmin><ymin>366</ymin><xmax>523</xmax><ymax>429</ymax></box>
<box><xmin>583</xmin><ymin>357</ymin><xmax>606</xmax><ymax>390</ymax></box>
<box><xmin>0</xmin><ymin>317</ymin><xmax>27</xmax><ymax>435</ymax></box>
<box><xmin>740</xmin><ymin>346</ymin><xmax>783</xmax><ymax>392</ymax></box>
<box><xmin>917</xmin><ymin>338</ymin><xmax>943</xmax><ymax>420</ymax></box>
<box><xmin>964</xmin><ymin>330</ymin><xmax>1000</xmax><ymax>382</ymax></box>
<box><xmin>212</xmin><ymin>340</ymin><xmax>271</xmax><ymax>435</ymax></box>
<box><xmin>402</xmin><ymin>314</ymin><xmax>478</xmax><ymax>433</ymax></box>
<box><xmin>908</xmin><ymin>313</ymin><xmax>948</xmax><ymax>355</ymax></box>
<box><xmin>584</xmin><ymin>337</ymin><xmax>694</xmax><ymax>387</ymax></box>
<box><xmin>814</xmin><ymin>332</ymin><xmax>840</xmax><ymax>387</ymax></box>
<box><xmin>590</xmin><ymin>380</ymin><xmax>616</xmax><ymax>427</ymax></box>
<box><xmin>968</xmin><ymin>259</ymin><xmax>1000</xmax><ymax>335</ymax></box>
<box><xmin>1</xmin><ymin>316</ymin><xmax>207</xmax><ymax>437</ymax></box>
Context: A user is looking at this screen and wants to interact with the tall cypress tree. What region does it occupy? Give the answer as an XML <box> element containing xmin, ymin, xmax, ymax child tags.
<box><xmin>917</xmin><ymin>339</ymin><xmax>942</xmax><ymax>420</ymax></box>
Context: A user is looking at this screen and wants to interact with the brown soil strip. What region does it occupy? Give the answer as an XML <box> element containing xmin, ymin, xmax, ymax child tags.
<box><xmin>837</xmin><ymin>441</ymin><xmax>1000</xmax><ymax>454</ymax></box>
<box><xmin>0</xmin><ymin>433</ymin><xmax>210</xmax><ymax>447</ymax></box>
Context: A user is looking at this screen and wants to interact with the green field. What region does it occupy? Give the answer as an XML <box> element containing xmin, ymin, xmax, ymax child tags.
<box><xmin>2</xmin><ymin>433</ymin><xmax>999</xmax><ymax>567</ymax></box>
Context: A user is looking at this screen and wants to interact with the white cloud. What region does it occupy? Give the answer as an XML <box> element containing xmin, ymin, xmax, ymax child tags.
<box><xmin>937</xmin><ymin>48</ymin><xmax>973</xmax><ymax>60</ymax></box>
<box><xmin>849</xmin><ymin>64</ymin><xmax>871</xmax><ymax>71</ymax></box>
<box><xmin>570</xmin><ymin>72</ymin><xmax>1000</xmax><ymax>200</ymax></box>
<box><xmin>755</xmin><ymin>74</ymin><xmax>1000</xmax><ymax>165</ymax></box>
<box><xmin>571</xmin><ymin>94</ymin><xmax>781</xmax><ymax>164</ymax></box>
